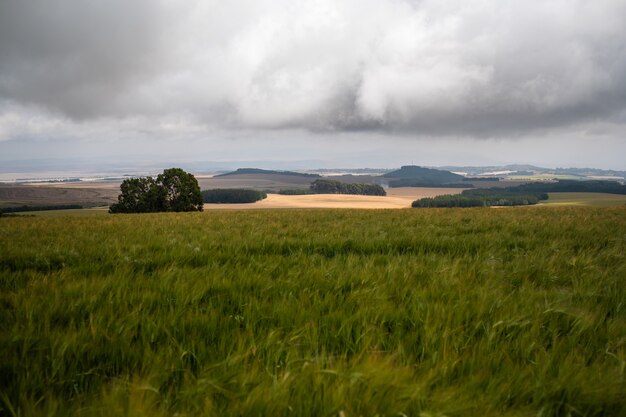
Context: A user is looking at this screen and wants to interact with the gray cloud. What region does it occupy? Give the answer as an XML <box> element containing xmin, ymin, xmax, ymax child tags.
<box><xmin>1</xmin><ymin>0</ymin><xmax>626</xmax><ymax>137</ymax></box>
<box><xmin>0</xmin><ymin>0</ymin><xmax>167</xmax><ymax>118</ymax></box>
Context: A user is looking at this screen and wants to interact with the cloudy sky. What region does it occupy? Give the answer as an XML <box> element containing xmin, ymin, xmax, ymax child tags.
<box><xmin>1</xmin><ymin>0</ymin><xmax>625</xmax><ymax>171</ymax></box>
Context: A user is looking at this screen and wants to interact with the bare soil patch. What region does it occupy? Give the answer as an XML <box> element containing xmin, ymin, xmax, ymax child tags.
<box><xmin>0</xmin><ymin>184</ymin><xmax>118</xmax><ymax>208</ymax></box>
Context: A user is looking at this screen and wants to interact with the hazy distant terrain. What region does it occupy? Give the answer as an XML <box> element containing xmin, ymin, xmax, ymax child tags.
<box><xmin>2</xmin><ymin>164</ymin><xmax>625</xmax><ymax>211</ymax></box>
<box><xmin>440</xmin><ymin>164</ymin><xmax>626</xmax><ymax>181</ymax></box>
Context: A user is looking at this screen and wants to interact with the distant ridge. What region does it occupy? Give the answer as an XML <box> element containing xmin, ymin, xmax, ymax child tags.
<box><xmin>383</xmin><ymin>165</ymin><xmax>463</xmax><ymax>185</ymax></box>
<box><xmin>215</xmin><ymin>168</ymin><xmax>320</xmax><ymax>178</ymax></box>
<box><xmin>438</xmin><ymin>165</ymin><xmax>626</xmax><ymax>179</ymax></box>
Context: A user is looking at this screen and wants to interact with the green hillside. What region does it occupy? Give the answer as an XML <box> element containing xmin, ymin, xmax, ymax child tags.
<box><xmin>384</xmin><ymin>165</ymin><xmax>464</xmax><ymax>186</ymax></box>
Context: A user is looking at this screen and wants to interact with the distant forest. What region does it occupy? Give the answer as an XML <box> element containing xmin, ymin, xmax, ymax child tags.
<box><xmin>277</xmin><ymin>189</ymin><xmax>314</xmax><ymax>195</ymax></box>
<box><xmin>0</xmin><ymin>204</ymin><xmax>83</xmax><ymax>213</ymax></box>
<box><xmin>413</xmin><ymin>193</ymin><xmax>547</xmax><ymax>208</ymax></box>
<box><xmin>202</xmin><ymin>189</ymin><xmax>267</xmax><ymax>204</ymax></box>
<box><xmin>310</xmin><ymin>179</ymin><xmax>386</xmax><ymax>196</ymax></box>
<box><xmin>492</xmin><ymin>180</ymin><xmax>626</xmax><ymax>195</ymax></box>
<box><xmin>412</xmin><ymin>180</ymin><xmax>626</xmax><ymax>208</ymax></box>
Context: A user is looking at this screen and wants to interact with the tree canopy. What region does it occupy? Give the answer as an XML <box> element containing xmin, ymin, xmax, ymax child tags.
<box><xmin>202</xmin><ymin>189</ymin><xmax>267</xmax><ymax>204</ymax></box>
<box><xmin>109</xmin><ymin>168</ymin><xmax>203</xmax><ymax>213</ymax></box>
<box><xmin>310</xmin><ymin>179</ymin><xmax>386</xmax><ymax>196</ymax></box>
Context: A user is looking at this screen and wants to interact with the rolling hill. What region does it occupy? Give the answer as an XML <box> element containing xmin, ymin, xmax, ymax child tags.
<box><xmin>215</xmin><ymin>168</ymin><xmax>320</xmax><ymax>178</ymax></box>
<box><xmin>383</xmin><ymin>165</ymin><xmax>464</xmax><ymax>187</ymax></box>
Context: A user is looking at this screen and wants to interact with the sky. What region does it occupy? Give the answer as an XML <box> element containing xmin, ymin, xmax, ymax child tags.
<box><xmin>1</xmin><ymin>0</ymin><xmax>625</xmax><ymax>172</ymax></box>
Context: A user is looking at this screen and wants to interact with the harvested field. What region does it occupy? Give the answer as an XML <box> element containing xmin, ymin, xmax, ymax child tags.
<box><xmin>203</xmin><ymin>187</ymin><xmax>467</xmax><ymax>209</ymax></box>
<box><xmin>0</xmin><ymin>184</ymin><xmax>118</xmax><ymax>208</ymax></box>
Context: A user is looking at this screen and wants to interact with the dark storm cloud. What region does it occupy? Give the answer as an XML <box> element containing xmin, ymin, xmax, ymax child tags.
<box><xmin>0</xmin><ymin>0</ymin><xmax>166</xmax><ymax>118</ymax></box>
<box><xmin>1</xmin><ymin>0</ymin><xmax>626</xmax><ymax>137</ymax></box>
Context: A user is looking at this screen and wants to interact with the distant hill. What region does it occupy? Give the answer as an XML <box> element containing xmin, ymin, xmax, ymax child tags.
<box><xmin>215</xmin><ymin>168</ymin><xmax>320</xmax><ymax>178</ymax></box>
<box><xmin>383</xmin><ymin>166</ymin><xmax>464</xmax><ymax>186</ymax></box>
<box><xmin>199</xmin><ymin>168</ymin><xmax>320</xmax><ymax>192</ymax></box>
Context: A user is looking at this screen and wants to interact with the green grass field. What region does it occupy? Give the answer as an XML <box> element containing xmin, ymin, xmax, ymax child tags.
<box><xmin>541</xmin><ymin>192</ymin><xmax>626</xmax><ymax>207</ymax></box>
<box><xmin>1</xmin><ymin>208</ymin><xmax>625</xmax><ymax>416</ymax></box>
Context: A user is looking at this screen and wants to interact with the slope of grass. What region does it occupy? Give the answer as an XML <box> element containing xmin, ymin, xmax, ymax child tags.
<box><xmin>1</xmin><ymin>208</ymin><xmax>625</xmax><ymax>416</ymax></box>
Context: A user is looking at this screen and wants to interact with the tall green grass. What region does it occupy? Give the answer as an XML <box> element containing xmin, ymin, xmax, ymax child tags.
<box><xmin>1</xmin><ymin>208</ymin><xmax>625</xmax><ymax>416</ymax></box>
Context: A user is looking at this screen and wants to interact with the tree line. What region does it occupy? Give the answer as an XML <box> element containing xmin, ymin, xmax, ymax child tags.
<box><xmin>412</xmin><ymin>193</ymin><xmax>546</xmax><ymax>208</ymax></box>
<box><xmin>0</xmin><ymin>204</ymin><xmax>83</xmax><ymax>213</ymax></box>
<box><xmin>310</xmin><ymin>179</ymin><xmax>386</xmax><ymax>196</ymax></box>
<box><xmin>278</xmin><ymin>189</ymin><xmax>314</xmax><ymax>195</ymax></box>
<box><xmin>497</xmin><ymin>180</ymin><xmax>626</xmax><ymax>195</ymax></box>
<box><xmin>411</xmin><ymin>179</ymin><xmax>626</xmax><ymax>208</ymax></box>
<box><xmin>202</xmin><ymin>189</ymin><xmax>267</xmax><ymax>204</ymax></box>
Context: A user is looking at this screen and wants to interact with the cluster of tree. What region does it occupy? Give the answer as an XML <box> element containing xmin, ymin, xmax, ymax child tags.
<box><xmin>412</xmin><ymin>193</ymin><xmax>546</xmax><ymax>208</ymax></box>
<box><xmin>109</xmin><ymin>168</ymin><xmax>203</xmax><ymax>213</ymax></box>
<box><xmin>497</xmin><ymin>180</ymin><xmax>626</xmax><ymax>195</ymax></box>
<box><xmin>215</xmin><ymin>168</ymin><xmax>320</xmax><ymax>178</ymax></box>
<box><xmin>278</xmin><ymin>188</ymin><xmax>314</xmax><ymax>195</ymax></box>
<box><xmin>0</xmin><ymin>204</ymin><xmax>83</xmax><ymax>213</ymax></box>
<box><xmin>310</xmin><ymin>179</ymin><xmax>386</xmax><ymax>196</ymax></box>
<box><xmin>412</xmin><ymin>184</ymin><xmax>554</xmax><ymax>208</ymax></box>
<box><xmin>202</xmin><ymin>189</ymin><xmax>267</xmax><ymax>203</ymax></box>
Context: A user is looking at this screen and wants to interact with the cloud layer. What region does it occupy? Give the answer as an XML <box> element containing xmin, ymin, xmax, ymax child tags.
<box><xmin>1</xmin><ymin>0</ymin><xmax>626</xmax><ymax>137</ymax></box>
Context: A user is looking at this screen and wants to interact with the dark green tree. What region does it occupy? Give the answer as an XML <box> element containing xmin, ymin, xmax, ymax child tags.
<box><xmin>109</xmin><ymin>168</ymin><xmax>203</xmax><ymax>213</ymax></box>
<box><xmin>202</xmin><ymin>189</ymin><xmax>267</xmax><ymax>204</ymax></box>
<box><xmin>310</xmin><ymin>179</ymin><xmax>386</xmax><ymax>196</ymax></box>
<box><xmin>109</xmin><ymin>177</ymin><xmax>160</xmax><ymax>213</ymax></box>
<box><xmin>157</xmin><ymin>168</ymin><xmax>203</xmax><ymax>212</ymax></box>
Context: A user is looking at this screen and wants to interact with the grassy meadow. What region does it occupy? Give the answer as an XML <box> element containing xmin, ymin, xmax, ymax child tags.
<box><xmin>1</xmin><ymin>208</ymin><xmax>625</xmax><ymax>416</ymax></box>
